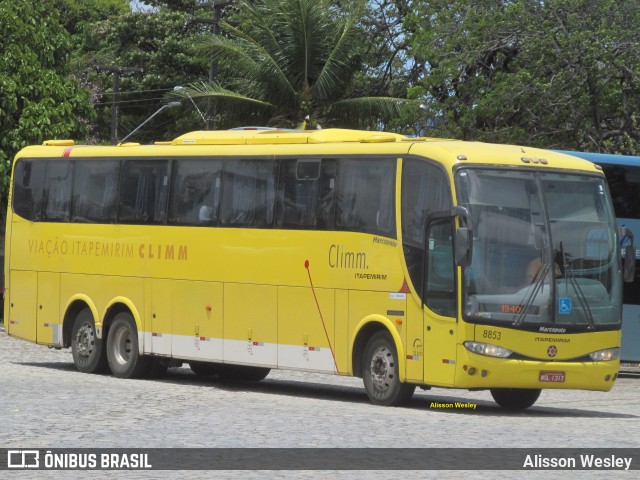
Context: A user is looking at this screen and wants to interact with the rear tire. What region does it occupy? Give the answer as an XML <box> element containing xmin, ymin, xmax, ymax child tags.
<box><xmin>106</xmin><ymin>312</ymin><xmax>150</xmax><ymax>378</ymax></box>
<box><xmin>490</xmin><ymin>388</ymin><xmax>541</xmax><ymax>409</ymax></box>
<box><xmin>362</xmin><ymin>331</ymin><xmax>415</xmax><ymax>406</ymax></box>
<box><xmin>71</xmin><ymin>308</ymin><xmax>108</xmax><ymax>373</ymax></box>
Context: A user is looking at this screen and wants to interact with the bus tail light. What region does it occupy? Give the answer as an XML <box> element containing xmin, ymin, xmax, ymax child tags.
<box><xmin>464</xmin><ymin>341</ymin><xmax>513</xmax><ymax>358</ymax></box>
<box><xmin>588</xmin><ymin>348</ymin><xmax>620</xmax><ymax>362</ymax></box>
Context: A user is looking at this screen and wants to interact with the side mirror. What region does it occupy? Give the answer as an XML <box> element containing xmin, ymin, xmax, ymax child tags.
<box><xmin>619</xmin><ymin>227</ymin><xmax>635</xmax><ymax>283</ymax></box>
<box><xmin>623</xmin><ymin>245</ymin><xmax>635</xmax><ymax>283</ymax></box>
<box><xmin>455</xmin><ymin>227</ymin><xmax>472</xmax><ymax>267</ymax></box>
<box><xmin>452</xmin><ymin>206</ymin><xmax>472</xmax><ymax>267</ymax></box>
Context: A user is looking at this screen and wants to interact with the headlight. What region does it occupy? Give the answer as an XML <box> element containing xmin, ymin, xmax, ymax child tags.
<box><xmin>588</xmin><ymin>348</ymin><xmax>620</xmax><ymax>362</ymax></box>
<box><xmin>464</xmin><ymin>341</ymin><xmax>513</xmax><ymax>358</ymax></box>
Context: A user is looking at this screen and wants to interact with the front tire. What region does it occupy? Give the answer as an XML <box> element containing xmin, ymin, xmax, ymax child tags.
<box><xmin>71</xmin><ymin>308</ymin><xmax>108</xmax><ymax>373</ymax></box>
<box><xmin>490</xmin><ymin>388</ymin><xmax>541</xmax><ymax>410</ymax></box>
<box><xmin>106</xmin><ymin>312</ymin><xmax>150</xmax><ymax>378</ymax></box>
<box><xmin>362</xmin><ymin>331</ymin><xmax>415</xmax><ymax>406</ymax></box>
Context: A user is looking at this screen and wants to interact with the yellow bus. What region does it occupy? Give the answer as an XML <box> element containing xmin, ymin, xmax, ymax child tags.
<box><xmin>4</xmin><ymin>128</ymin><xmax>629</xmax><ymax>409</ymax></box>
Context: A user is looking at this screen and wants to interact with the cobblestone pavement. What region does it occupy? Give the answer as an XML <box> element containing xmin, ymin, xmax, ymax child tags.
<box><xmin>1</xmin><ymin>330</ymin><xmax>638</xmax><ymax>479</ymax></box>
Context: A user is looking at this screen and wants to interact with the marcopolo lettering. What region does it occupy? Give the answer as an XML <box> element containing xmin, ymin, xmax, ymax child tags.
<box><xmin>539</xmin><ymin>326</ymin><xmax>567</xmax><ymax>333</ymax></box>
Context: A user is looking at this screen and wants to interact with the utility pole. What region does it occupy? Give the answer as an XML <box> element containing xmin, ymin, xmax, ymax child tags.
<box><xmin>92</xmin><ymin>65</ymin><xmax>144</xmax><ymax>144</ymax></box>
<box><xmin>188</xmin><ymin>0</ymin><xmax>234</xmax><ymax>130</ymax></box>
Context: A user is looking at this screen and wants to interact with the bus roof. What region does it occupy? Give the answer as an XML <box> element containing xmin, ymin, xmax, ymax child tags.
<box><xmin>171</xmin><ymin>128</ymin><xmax>411</xmax><ymax>145</ymax></box>
<box><xmin>21</xmin><ymin>129</ymin><xmax>602</xmax><ymax>174</ymax></box>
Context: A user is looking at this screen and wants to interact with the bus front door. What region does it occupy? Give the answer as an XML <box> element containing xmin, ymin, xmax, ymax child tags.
<box><xmin>422</xmin><ymin>218</ymin><xmax>458</xmax><ymax>386</ymax></box>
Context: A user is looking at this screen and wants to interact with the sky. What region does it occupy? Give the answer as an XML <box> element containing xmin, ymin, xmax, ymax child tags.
<box><xmin>130</xmin><ymin>0</ymin><xmax>154</xmax><ymax>12</ymax></box>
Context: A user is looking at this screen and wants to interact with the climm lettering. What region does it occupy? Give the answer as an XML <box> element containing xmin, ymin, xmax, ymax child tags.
<box><xmin>138</xmin><ymin>244</ymin><xmax>188</xmax><ymax>261</ymax></box>
<box><xmin>328</xmin><ymin>244</ymin><xmax>367</xmax><ymax>269</ymax></box>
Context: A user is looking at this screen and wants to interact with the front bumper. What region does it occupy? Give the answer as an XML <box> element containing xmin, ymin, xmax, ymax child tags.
<box><xmin>453</xmin><ymin>344</ymin><xmax>619</xmax><ymax>391</ymax></box>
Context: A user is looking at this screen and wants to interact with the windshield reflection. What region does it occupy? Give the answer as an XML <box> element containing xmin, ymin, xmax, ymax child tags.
<box><xmin>457</xmin><ymin>169</ymin><xmax>621</xmax><ymax>329</ymax></box>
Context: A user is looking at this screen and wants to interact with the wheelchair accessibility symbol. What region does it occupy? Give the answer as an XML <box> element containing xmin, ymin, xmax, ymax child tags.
<box><xmin>559</xmin><ymin>298</ymin><xmax>572</xmax><ymax>315</ymax></box>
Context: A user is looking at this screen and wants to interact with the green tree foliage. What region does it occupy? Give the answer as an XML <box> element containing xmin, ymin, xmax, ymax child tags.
<box><xmin>78</xmin><ymin>9</ymin><xmax>209</xmax><ymax>143</ymax></box>
<box><xmin>52</xmin><ymin>0</ymin><xmax>130</xmax><ymax>35</ymax></box>
<box><xmin>361</xmin><ymin>0</ymin><xmax>427</xmax><ymax>134</ymax></box>
<box><xmin>407</xmin><ymin>0</ymin><xmax>640</xmax><ymax>153</ymax></box>
<box><xmin>0</xmin><ymin>0</ymin><xmax>94</xmax><ymax>203</ymax></box>
<box><xmin>139</xmin><ymin>0</ymin><xmax>198</xmax><ymax>10</ymax></box>
<box><xmin>174</xmin><ymin>0</ymin><xmax>408</xmax><ymax>129</ymax></box>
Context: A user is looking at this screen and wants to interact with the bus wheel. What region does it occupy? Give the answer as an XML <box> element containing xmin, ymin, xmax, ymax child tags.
<box><xmin>106</xmin><ymin>312</ymin><xmax>150</xmax><ymax>378</ymax></box>
<box><xmin>490</xmin><ymin>388</ymin><xmax>541</xmax><ymax>409</ymax></box>
<box><xmin>189</xmin><ymin>361</ymin><xmax>222</xmax><ymax>377</ymax></box>
<box><xmin>219</xmin><ymin>365</ymin><xmax>271</xmax><ymax>382</ymax></box>
<box><xmin>362</xmin><ymin>331</ymin><xmax>415</xmax><ymax>406</ymax></box>
<box><xmin>71</xmin><ymin>308</ymin><xmax>108</xmax><ymax>373</ymax></box>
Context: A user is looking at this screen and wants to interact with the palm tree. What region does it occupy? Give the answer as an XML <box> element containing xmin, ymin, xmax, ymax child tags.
<box><xmin>172</xmin><ymin>0</ymin><xmax>407</xmax><ymax>129</ymax></box>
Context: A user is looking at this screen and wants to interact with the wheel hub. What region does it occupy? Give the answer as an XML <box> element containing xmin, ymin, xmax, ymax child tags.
<box><xmin>369</xmin><ymin>346</ymin><xmax>392</xmax><ymax>391</ymax></box>
<box><xmin>75</xmin><ymin>324</ymin><xmax>94</xmax><ymax>358</ymax></box>
<box><xmin>113</xmin><ymin>327</ymin><xmax>133</xmax><ymax>366</ymax></box>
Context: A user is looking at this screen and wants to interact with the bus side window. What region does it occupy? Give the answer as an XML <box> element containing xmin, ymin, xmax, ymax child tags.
<box><xmin>316</xmin><ymin>160</ymin><xmax>337</xmax><ymax>229</ymax></box>
<box><xmin>336</xmin><ymin>158</ymin><xmax>395</xmax><ymax>237</ymax></box>
<box><xmin>275</xmin><ymin>159</ymin><xmax>336</xmax><ymax>230</ymax></box>
<box><xmin>169</xmin><ymin>158</ymin><xmax>223</xmax><ymax>226</ymax></box>
<box><xmin>118</xmin><ymin>160</ymin><xmax>170</xmax><ymax>224</ymax></box>
<box><xmin>425</xmin><ymin>218</ymin><xmax>457</xmax><ymax>317</ymax></box>
<box><xmin>220</xmin><ymin>159</ymin><xmax>277</xmax><ymax>228</ymax></box>
<box><xmin>401</xmin><ymin>159</ymin><xmax>452</xmax><ymax>297</ymax></box>
<box><xmin>12</xmin><ymin>159</ymin><xmax>45</xmax><ymax>221</ymax></box>
<box><xmin>71</xmin><ymin>160</ymin><xmax>119</xmax><ymax>223</ymax></box>
<box><xmin>42</xmin><ymin>161</ymin><xmax>73</xmax><ymax>222</ymax></box>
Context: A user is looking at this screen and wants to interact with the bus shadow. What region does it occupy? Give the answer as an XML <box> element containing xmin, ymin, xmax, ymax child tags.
<box><xmin>160</xmin><ymin>367</ymin><xmax>636</xmax><ymax>419</ymax></box>
<box><xmin>164</xmin><ymin>367</ymin><xmax>370</xmax><ymax>404</ymax></box>
<box><xmin>17</xmin><ymin>361</ymin><xmax>79</xmax><ymax>372</ymax></box>
<box><xmin>17</xmin><ymin>360</ymin><xmax>636</xmax><ymax>419</ymax></box>
<box><xmin>405</xmin><ymin>393</ymin><xmax>637</xmax><ymax>419</ymax></box>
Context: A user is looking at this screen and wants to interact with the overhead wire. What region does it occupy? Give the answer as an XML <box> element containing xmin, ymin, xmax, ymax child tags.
<box><xmin>93</xmin><ymin>96</ymin><xmax>171</xmax><ymax>106</ymax></box>
<box><xmin>98</xmin><ymin>87</ymin><xmax>176</xmax><ymax>96</ymax></box>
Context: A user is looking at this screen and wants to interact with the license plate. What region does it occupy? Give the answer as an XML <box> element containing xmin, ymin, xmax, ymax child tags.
<box><xmin>539</xmin><ymin>371</ymin><xmax>566</xmax><ymax>382</ymax></box>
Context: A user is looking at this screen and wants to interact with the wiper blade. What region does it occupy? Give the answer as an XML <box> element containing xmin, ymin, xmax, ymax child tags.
<box><xmin>513</xmin><ymin>259</ymin><xmax>549</xmax><ymax>327</ymax></box>
<box><xmin>559</xmin><ymin>244</ymin><xmax>596</xmax><ymax>329</ymax></box>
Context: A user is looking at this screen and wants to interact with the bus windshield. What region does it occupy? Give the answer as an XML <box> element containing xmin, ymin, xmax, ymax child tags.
<box><xmin>457</xmin><ymin>168</ymin><xmax>622</xmax><ymax>330</ymax></box>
